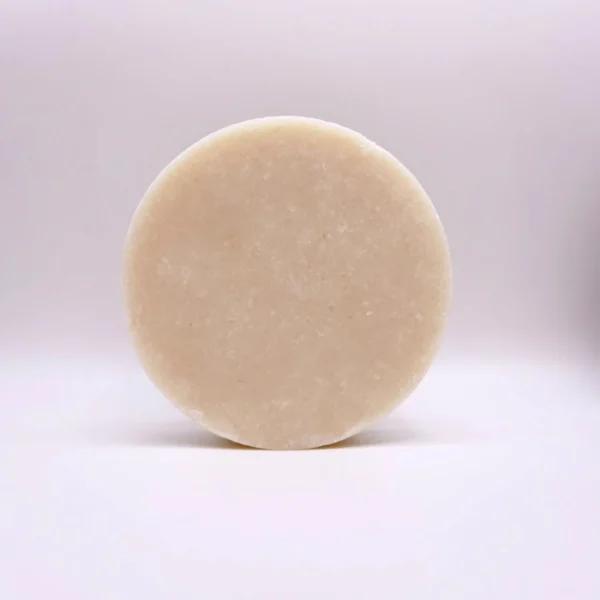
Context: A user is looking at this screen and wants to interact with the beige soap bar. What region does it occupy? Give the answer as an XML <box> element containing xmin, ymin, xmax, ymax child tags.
<box><xmin>124</xmin><ymin>117</ymin><xmax>451</xmax><ymax>449</ymax></box>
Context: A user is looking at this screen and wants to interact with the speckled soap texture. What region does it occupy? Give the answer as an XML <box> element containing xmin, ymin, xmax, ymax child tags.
<box><xmin>123</xmin><ymin>116</ymin><xmax>451</xmax><ymax>449</ymax></box>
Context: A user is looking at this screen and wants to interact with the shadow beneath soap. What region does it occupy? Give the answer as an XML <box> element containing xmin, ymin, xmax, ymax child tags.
<box><xmin>86</xmin><ymin>418</ymin><xmax>455</xmax><ymax>450</ymax></box>
<box><xmin>86</xmin><ymin>422</ymin><xmax>253</xmax><ymax>450</ymax></box>
<box><xmin>320</xmin><ymin>420</ymin><xmax>454</xmax><ymax>450</ymax></box>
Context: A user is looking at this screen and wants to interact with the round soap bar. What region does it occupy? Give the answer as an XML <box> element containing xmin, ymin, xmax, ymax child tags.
<box><xmin>124</xmin><ymin>117</ymin><xmax>451</xmax><ymax>449</ymax></box>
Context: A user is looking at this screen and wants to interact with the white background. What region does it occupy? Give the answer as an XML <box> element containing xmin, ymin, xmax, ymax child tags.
<box><xmin>1</xmin><ymin>1</ymin><xmax>599</xmax><ymax>598</ymax></box>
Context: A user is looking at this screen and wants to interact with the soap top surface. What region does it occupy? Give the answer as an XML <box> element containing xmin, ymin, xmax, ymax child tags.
<box><xmin>124</xmin><ymin>116</ymin><xmax>451</xmax><ymax>449</ymax></box>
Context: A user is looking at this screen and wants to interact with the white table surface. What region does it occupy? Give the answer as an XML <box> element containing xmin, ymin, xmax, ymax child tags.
<box><xmin>1</xmin><ymin>360</ymin><xmax>599</xmax><ymax>599</ymax></box>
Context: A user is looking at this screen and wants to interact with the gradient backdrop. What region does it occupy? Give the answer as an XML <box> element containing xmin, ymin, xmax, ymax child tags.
<box><xmin>1</xmin><ymin>2</ymin><xmax>599</xmax><ymax>599</ymax></box>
